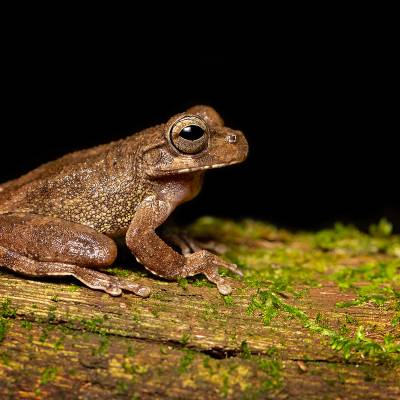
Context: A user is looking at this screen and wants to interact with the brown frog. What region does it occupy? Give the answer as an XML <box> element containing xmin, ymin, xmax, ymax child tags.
<box><xmin>0</xmin><ymin>106</ymin><xmax>248</xmax><ymax>297</ymax></box>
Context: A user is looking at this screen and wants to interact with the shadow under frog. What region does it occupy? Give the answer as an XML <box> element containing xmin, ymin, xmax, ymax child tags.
<box><xmin>0</xmin><ymin>106</ymin><xmax>248</xmax><ymax>297</ymax></box>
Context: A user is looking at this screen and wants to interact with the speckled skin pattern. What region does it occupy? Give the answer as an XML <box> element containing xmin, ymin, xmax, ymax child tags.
<box><xmin>0</xmin><ymin>106</ymin><xmax>248</xmax><ymax>296</ymax></box>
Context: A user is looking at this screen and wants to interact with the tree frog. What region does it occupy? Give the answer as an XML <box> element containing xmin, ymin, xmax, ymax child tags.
<box><xmin>0</xmin><ymin>106</ymin><xmax>248</xmax><ymax>297</ymax></box>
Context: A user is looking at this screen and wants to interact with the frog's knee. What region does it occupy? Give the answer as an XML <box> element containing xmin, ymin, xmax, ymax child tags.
<box><xmin>88</xmin><ymin>235</ymin><xmax>117</xmax><ymax>267</ymax></box>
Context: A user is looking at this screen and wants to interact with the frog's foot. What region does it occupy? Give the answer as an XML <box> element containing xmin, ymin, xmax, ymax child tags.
<box><xmin>165</xmin><ymin>231</ymin><xmax>228</xmax><ymax>256</ymax></box>
<box><xmin>72</xmin><ymin>267</ymin><xmax>151</xmax><ymax>298</ymax></box>
<box><xmin>182</xmin><ymin>250</ymin><xmax>242</xmax><ymax>295</ymax></box>
<box><xmin>0</xmin><ymin>245</ymin><xmax>150</xmax><ymax>297</ymax></box>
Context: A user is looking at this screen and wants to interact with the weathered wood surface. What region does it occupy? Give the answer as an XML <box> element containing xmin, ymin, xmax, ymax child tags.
<box><xmin>0</xmin><ymin>218</ymin><xmax>399</xmax><ymax>399</ymax></box>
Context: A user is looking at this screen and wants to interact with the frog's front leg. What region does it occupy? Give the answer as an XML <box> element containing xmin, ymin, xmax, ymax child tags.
<box><xmin>0</xmin><ymin>213</ymin><xmax>150</xmax><ymax>297</ymax></box>
<box><xmin>126</xmin><ymin>196</ymin><xmax>242</xmax><ymax>295</ymax></box>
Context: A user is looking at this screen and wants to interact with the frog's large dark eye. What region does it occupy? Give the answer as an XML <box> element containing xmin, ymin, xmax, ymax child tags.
<box><xmin>169</xmin><ymin>116</ymin><xmax>208</xmax><ymax>154</ymax></box>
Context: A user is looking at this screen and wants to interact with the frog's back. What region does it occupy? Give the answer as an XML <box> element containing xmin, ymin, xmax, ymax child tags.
<box><xmin>0</xmin><ymin>140</ymin><xmax>121</xmax><ymax>197</ymax></box>
<box><xmin>0</xmin><ymin>128</ymin><xmax>150</xmax><ymax>213</ymax></box>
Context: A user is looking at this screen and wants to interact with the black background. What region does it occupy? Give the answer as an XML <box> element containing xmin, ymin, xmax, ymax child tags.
<box><xmin>2</xmin><ymin>35</ymin><xmax>398</xmax><ymax>232</ymax></box>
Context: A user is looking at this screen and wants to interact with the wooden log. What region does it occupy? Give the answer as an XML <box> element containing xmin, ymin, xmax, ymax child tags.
<box><xmin>1</xmin><ymin>218</ymin><xmax>399</xmax><ymax>399</ymax></box>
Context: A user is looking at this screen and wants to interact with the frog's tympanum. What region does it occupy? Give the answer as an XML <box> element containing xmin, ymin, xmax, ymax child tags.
<box><xmin>0</xmin><ymin>106</ymin><xmax>248</xmax><ymax>297</ymax></box>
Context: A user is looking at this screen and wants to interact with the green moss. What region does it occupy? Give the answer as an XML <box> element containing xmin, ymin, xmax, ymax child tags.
<box><xmin>122</xmin><ymin>360</ymin><xmax>148</xmax><ymax>377</ymax></box>
<box><xmin>240</xmin><ymin>340</ymin><xmax>251</xmax><ymax>359</ymax></box>
<box><xmin>0</xmin><ymin>319</ymin><xmax>8</xmax><ymax>343</ymax></box>
<box><xmin>126</xmin><ymin>345</ymin><xmax>136</xmax><ymax>357</ymax></box>
<box><xmin>332</xmin><ymin>260</ymin><xmax>400</xmax><ymax>310</ymax></box>
<box><xmin>53</xmin><ymin>336</ymin><xmax>64</xmax><ymax>350</ymax></box>
<box><xmin>177</xmin><ymin>277</ymin><xmax>188</xmax><ymax>290</ymax></box>
<box><xmin>0</xmin><ymin>351</ymin><xmax>10</xmax><ymax>365</ymax></box>
<box><xmin>257</xmin><ymin>358</ymin><xmax>283</xmax><ymax>391</ymax></box>
<box><xmin>20</xmin><ymin>320</ymin><xmax>32</xmax><ymax>330</ymax></box>
<box><xmin>311</xmin><ymin>221</ymin><xmax>400</xmax><ymax>255</ymax></box>
<box><xmin>67</xmin><ymin>284</ymin><xmax>80</xmax><ymax>292</ymax></box>
<box><xmin>106</xmin><ymin>266</ymin><xmax>132</xmax><ymax>278</ymax></box>
<box><xmin>178</xmin><ymin>349</ymin><xmax>195</xmax><ymax>374</ymax></box>
<box><xmin>330</xmin><ymin>327</ymin><xmax>399</xmax><ymax>360</ymax></box>
<box><xmin>201</xmin><ymin>303</ymin><xmax>219</xmax><ymax>321</ymax></box>
<box><xmin>116</xmin><ymin>381</ymin><xmax>129</xmax><ymax>394</ymax></box>
<box><xmin>47</xmin><ymin>305</ymin><xmax>57</xmax><ymax>322</ymax></box>
<box><xmin>179</xmin><ymin>332</ymin><xmax>191</xmax><ymax>345</ymax></box>
<box><xmin>39</xmin><ymin>326</ymin><xmax>50</xmax><ymax>343</ymax></box>
<box><xmin>189</xmin><ymin>216</ymin><xmax>288</xmax><ymax>242</ymax></box>
<box><xmin>81</xmin><ymin>315</ymin><xmax>108</xmax><ymax>335</ymax></box>
<box><xmin>0</xmin><ymin>299</ymin><xmax>16</xmax><ymax>343</ymax></box>
<box><xmin>222</xmin><ymin>295</ymin><xmax>234</xmax><ymax>306</ymax></box>
<box><xmin>189</xmin><ymin>277</ymin><xmax>214</xmax><ymax>288</ymax></box>
<box><xmin>237</xmin><ymin>342</ymin><xmax>283</xmax><ymax>397</ymax></box>
<box><xmin>247</xmin><ymin>288</ymin><xmax>399</xmax><ymax>362</ymax></box>
<box><xmin>369</xmin><ymin>218</ymin><xmax>393</xmax><ymax>237</ymax></box>
<box><xmin>93</xmin><ymin>335</ymin><xmax>110</xmax><ymax>356</ymax></box>
<box><xmin>1</xmin><ymin>298</ymin><xmax>16</xmax><ymax>318</ymax></box>
<box><xmin>187</xmin><ymin>216</ymin><xmax>400</xmax><ymax>366</ymax></box>
<box><xmin>40</xmin><ymin>366</ymin><xmax>57</xmax><ymax>385</ymax></box>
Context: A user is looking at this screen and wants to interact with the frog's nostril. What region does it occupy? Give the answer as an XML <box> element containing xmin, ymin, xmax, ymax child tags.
<box><xmin>226</xmin><ymin>134</ymin><xmax>237</xmax><ymax>144</ymax></box>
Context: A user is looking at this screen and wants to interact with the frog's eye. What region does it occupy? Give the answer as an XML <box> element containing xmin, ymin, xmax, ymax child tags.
<box><xmin>169</xmin><ymin>116</ymin><xmax>208</xmax><ymax>154</ymax></box>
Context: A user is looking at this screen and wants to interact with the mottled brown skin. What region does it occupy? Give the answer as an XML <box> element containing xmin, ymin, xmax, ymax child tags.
<box><xmin>0</xmin><ymin>106</ymin><xmax>248</xmax><ymax>296</ymax></box>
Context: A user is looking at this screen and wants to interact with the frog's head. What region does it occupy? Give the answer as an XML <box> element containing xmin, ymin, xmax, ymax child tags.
<box><xmin>143</xmin><ymin>105</ymin><xmax>248</xmax><ymax>177</ymax></box>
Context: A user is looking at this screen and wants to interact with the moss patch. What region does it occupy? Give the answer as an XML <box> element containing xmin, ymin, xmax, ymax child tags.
<box><xmin>189</xmin><ymin>217</ymin><xmax>400</xmax><ymax>365</ymax></box>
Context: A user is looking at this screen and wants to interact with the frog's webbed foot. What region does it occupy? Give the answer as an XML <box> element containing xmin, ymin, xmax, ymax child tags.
<box><xmin>183</xmin><ymin>250</ymin><xmax>242</xmax><ymax>295</ymax></box>
<box><xmin>164</xmin><ymin>231</ymin><xmax>228</xmax><ymax>256</ymax></box>
<box><xmin>72</xmin><ymin>267</ymin><xmax>151</xmax><ymax>298</ymax></box>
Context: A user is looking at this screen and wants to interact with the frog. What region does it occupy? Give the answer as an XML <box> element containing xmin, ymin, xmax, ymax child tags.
<box><xmin>0</xmin><ymin>105</ymin><xmax>248</xmax><ymax>297</ymax></box>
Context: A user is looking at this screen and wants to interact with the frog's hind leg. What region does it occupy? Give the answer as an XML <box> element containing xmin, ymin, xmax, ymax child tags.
<box><xmin>0</xmin><ymin>213</ymin><xmax>150</xmax><ymax>297</ymax></box>
<box><xmin>162</xmin><ymin>229</ymin><xmax>228</xmax><ymax>256</ymax></box>
<box><xmin>0</xmin><ymin>245</ymin><xmax>149</xmax><ymax>297</ymax></box>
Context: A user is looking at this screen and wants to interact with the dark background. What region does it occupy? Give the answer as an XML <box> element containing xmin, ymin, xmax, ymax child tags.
<box><xmin>2</xmin><ymin>39</ymin><xmax>398</xmax><ymax>232</ymax></box>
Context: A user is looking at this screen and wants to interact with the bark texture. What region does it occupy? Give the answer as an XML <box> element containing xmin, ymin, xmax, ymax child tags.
<box><xmin>0</xmin><ymin>217</ymin><xmax>399</xmax><ymax>399</ymax></box>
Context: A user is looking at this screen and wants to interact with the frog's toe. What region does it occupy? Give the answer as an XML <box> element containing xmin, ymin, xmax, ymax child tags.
<box><xmin>137</xmin><ymin>286</ymin><xmax>151</xmax><ymax>297</ymax></box>
<box><xmin>118</xmin><ymin>279</ymin><xmax>151</xmax><ymax>298</ymax></box>
<box><xmin>217</xmin><ymin>283</ymin><xmax>232</xmax><ymax>295</ymax></box>
<box><xmin>215</xmin><ymin>258</ymin><xmax>243</xmax><ymax>278</ymax></box>
<box><xmin>105</xmin><ymin>284</ymin><xmax>123</xmax><ymax>296</ymax></box>
<box><xmin>225</xmin><ymin>263</ymin><xmax>243</xmax><ymax>277</ymax></box>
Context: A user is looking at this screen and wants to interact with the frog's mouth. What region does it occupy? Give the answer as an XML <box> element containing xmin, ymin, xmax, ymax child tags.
<box><xmin>148</xmin><ymin>159</ymin><xmax>245</xmax><ymax>177</ymax></box>
<box><xmin>171</xmin><ymin>159</ymin><xmax>243</xmax><ymax>174</ymax></box>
